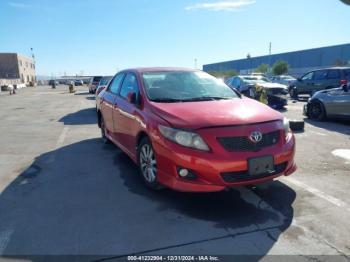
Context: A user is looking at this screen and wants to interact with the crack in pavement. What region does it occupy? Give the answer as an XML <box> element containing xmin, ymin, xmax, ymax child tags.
<box><xmin>92</xmin><ymin>225</ymin><xmax>284</xmax><ymax>262</ymax></box>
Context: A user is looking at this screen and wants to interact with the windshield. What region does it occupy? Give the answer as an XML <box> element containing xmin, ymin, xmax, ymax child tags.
<box><xmin>242</xmin><ymin>76</ymin><xmax>270</xmax><ymax>84</ymax></box>
<box><xmin>281</xmin><ymin>76</ymin><xmax>296</xmax><ymax>80</ymax></box>
<box><xmin>99</xmin><ymin>77</ymin><xmax>112</xmax><ymax>86</ymax></box>
<box><xmin>92</xmin><ymin>76</ymin><xmax>102</xmax><ymax>82</ymax></box>
<box><xmin>142</xmin><ymin>71</ymin><xmax>238</xmax><ymax>102</ymax></box>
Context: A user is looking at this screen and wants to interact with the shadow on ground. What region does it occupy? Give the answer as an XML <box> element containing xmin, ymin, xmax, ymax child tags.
<box><xmin>74</xmin><ymin>91</ymin><xmax>90</xmax><ymax>96</ymax></box>
<box><xmin>59</xmin><ymin>108</ymin><xmax>97</xmax><ymax>125</ymax></box>
<box><xmin>0</xmin><ymin>139</ymin><xmax>296</xmax><ymax>259</ymax></box>
<box><xmin>305</xmin><ymin>118</ymin><xmax>350</xmax><ymax>136</ymax></box>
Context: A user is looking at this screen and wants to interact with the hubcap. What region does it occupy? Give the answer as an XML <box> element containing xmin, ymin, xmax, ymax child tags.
<box><xmin>311</xmin><ymin>104</ymin><xmax>321</xmax><ymax>118</ymax></box>
<box><xmin>140</xmin><ymin>144</ymin><xmax>157</xmax><ymax>183</ymax></box>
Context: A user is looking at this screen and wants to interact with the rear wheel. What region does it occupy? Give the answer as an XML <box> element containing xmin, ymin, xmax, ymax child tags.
<box><xmin>138</xmin><ymin>137</ymin><xmax>162</xmax><ymax>190</ymax></box>
<box><xmin>290</xmin><ymin>88</ymin><xmax>298</xmax><ymax>100</ymax></box>
<box><xmin>308</xmin><ymin>101</ymin><xmax>326</xmax><ymax>121</ymax></box>
<box><xmin>100</xmin><ymin>116</ymin><xmax>111</xmax><ymax>144</ymax></box>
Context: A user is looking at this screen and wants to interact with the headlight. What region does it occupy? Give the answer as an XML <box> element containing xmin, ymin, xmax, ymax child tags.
<box><xmin>158</xmin><ymin>125</ymin><xmax>210</xmax><ymax>151</ymax></box>
<box><xmin>283</xmin><ymin>117</ymin><xmax>291</xmax><ymax>137</ymax></box>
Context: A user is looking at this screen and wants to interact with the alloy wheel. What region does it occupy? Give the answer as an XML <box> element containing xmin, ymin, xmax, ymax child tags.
<box><xmin>139</xmin><ymin>144</ymin><xmax>157</xmax><ymax>183</ymax></box>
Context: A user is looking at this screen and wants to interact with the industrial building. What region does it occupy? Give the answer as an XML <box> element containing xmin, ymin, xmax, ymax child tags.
<box><xmin>203</xmin><ymin>43</ymin><xmax>350</xmax><ymax>76</ymax></box>
<box><xmin>0</xmin><ymin>53</ymin><xmax>36</xmax><ymax>86</ymax></box>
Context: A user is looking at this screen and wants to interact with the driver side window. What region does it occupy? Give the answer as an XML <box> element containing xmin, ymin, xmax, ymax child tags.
<box><xmin>302</xmin><ymin>72</ymin><xmax>314</xmax><ymax>81</ymax></box>
<box><xmin>119</xmin><ymin>73</ymin><xmax>140</xmax><ymax>100</ymax></box>
<box><xmin>109</xmin><ymin>73</ymin><xmax>125</xmax><ymax>94</ymax></box>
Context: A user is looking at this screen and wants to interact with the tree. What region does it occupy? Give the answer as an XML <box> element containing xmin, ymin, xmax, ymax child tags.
<box><xmin>255</xmin><ymin>64</ymin><xmax>269</xmax><ymax>74</ymax></box>
<box><xmin>333</xmin><ymin>59</ymin><xmax>348</xmax><ymax>66</ymax></box>
<box><xmin>272</xmin><ymin>60</ymin><xmax>289</xmax><ymax>75</ymax></box>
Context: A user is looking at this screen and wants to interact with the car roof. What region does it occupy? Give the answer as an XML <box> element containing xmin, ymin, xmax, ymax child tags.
<box><xmin>120</xmin><ymin>67</ymin><xmax>198</xmax><ymax>74</ymax></box>
<box><xmin>313</xmin><ymin>67</ymin><xmax>350</xmax><ymax>71</ymax></box>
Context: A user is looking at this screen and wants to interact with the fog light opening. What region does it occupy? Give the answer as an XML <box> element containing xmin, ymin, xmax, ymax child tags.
<box><xmin>177</xmin><ymin>167</ymin><xmax>197</xmax><ymax>180</ymax></box>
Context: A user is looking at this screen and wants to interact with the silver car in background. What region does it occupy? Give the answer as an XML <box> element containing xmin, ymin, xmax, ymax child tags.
<box><xmin>304</xmin><ymin>83</ymin><xmax>350</xmax><ymax>121</ymax></box>
<box><xmin>271</xmin><ymin>75</ymin><xmax>296</xmax><ymax>86</ymax></box>
<box><xmin>225</xmin><ymin>75</ymin><xmax>289</xmax><ymax>109</ymax></box>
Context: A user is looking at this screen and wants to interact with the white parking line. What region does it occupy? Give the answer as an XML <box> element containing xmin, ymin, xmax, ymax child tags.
<box><xmin>0</xmin><ymin>229</ymin><xmax>14</xmax><ymax>254</ymax></box>
<box><xmin>310</xmin><ymin>131</ymin><xmax>326</xmax><ymax>136</ymax></box>
<box><xmin>332</xmin><ymin>149</ymin><xmax>350</xmax><ymax>162</ymax></box>
<box><xmin>47</xmin><ymin>126</ymin><xmax>69</xmax><ymax>163</ymax></box>
<box><xmin>56</xmin><ymin>126</ymin><xmax>69</xmax><ymax>146</ymax></box>
<box><xmin>284</xmin><ymin>177</ymin><xmax>350</xmax><ymax>212</ymax></box>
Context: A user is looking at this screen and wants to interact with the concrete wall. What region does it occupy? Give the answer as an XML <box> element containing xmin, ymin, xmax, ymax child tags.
<box><xmin>17</xmin><ymin>54</ymin><xmax>36</xmax><ymax>84</ymax></box>
<box><xmin>0</xmin><ymin>53</ymin><xmax>36</xmax><ymax>85</ymax></box>
<box><xmin>0</xmin><ymin>53</ymin><xmax>19</xmax><ymax>79</ymax></box>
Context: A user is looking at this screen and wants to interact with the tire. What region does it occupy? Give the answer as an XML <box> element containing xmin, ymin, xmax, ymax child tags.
<box><xmin>100</xmin><ymin>116</ymin><xmax>111</xmax><ymax>144</ymax></box>
<box><xmin>137</xmin><ymin>137</ymin><xmax>162</xmax><ymax>190</ymax></box>
<box><xmin>289</xmin><ymin>120</ymin><xmax>305</xmax><ymax>132</ymax></box>
<box><xmin>290</xmin><ymin>88</ymin><xmax>298</xmax><ymax>100</ymax></box>
<box><xmin>308</xmin><ymin>101</ymin><xmax>326</xmax><ymax>121</ymax></box>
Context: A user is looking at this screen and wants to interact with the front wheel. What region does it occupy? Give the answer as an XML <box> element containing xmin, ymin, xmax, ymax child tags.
<box><xmin>138</xmin><ymin>137</ymin><xmax>162</xmax><ymax>190</ymax></box>
<box><xmin>100</xmin><ymin>116</ymin><xmax>111</xmax><ymax>144</ymax></box>
<box><xmin>308</xmin><ymin>101</ymin><xmax>326</xmax><ymax>121</ymax></box>
<box><xmin>290</xmin><ymin>88</ymin><xmax>298</xmax><ymax>100</ymax></box>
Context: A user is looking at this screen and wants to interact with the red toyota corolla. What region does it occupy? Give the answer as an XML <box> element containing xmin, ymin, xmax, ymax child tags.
<box><xmin>97</xmin><ymin>68</ymin><xmax>296</xmax><ymax>192</ymax></box>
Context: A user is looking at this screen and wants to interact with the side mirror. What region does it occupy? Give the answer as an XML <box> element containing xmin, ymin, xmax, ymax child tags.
<box><xmin>127</xmin><ymin>91</ymin><xmax>137</xmax><ymax>104</ymax></box>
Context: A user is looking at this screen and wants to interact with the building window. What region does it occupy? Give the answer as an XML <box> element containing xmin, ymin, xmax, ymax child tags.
<box><xmin>19</xmin><ymin>60</ymin><xmax>22</xmax><ymax>66</ymax></box>
<box><xmin>26</xmin><ymin>62</ymin><xmax>28</xmax><ymax>68</ymax></box>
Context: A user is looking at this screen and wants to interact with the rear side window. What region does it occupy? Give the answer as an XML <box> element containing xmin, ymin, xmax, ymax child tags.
<box><xmin>119</xmin><ymin>73</ymin><xmax>140</xmax><ymax>99</ymax></box>
<box><xmin>343</xmin><ymin>69</ymin><xmax>350</xmax><ymax>79</ymax></box>
<box><xmin>313</xmin><ymin>70</ymin><xmax>327</xmax><ymax>80</ymax></box>
<box><xmin>108</xmin><ymin>74</ymin><xmax>125</xmax><ymax>94</ymax></box>
<box><xmin>327</xmin><ymin>70</ymin><xmax>340</xmax><ymax>79</ymax></box>
<box><xmin>93</xmin><ymin>76</ymin><xmax>102</xmax><ymax>82</ymax></box>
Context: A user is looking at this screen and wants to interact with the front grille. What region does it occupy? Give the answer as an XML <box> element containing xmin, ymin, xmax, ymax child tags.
<box><xmin>217</xmin><ymin>130</ymin><xmax>280</xmax><ymax>152</ymax></box>
<box><xmin>221</xmin><ymin>162</ymin><xmax>287</xmax><ymax>183</ymax></box>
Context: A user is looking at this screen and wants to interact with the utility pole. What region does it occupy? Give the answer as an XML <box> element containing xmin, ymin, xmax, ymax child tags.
<box><xmin>30</xmin><ymin>47</ymin><xmax>36</xmax><ymax>83</ymax></box>
<box><xmin>30</xmin><ymin>47</ymin><xmax>35</xmax><ymax>64</ymax></box>
<box><xmin>269</xmin><ymin>42</ymin><xmax>272</xmax><ymax>74</ymax></box>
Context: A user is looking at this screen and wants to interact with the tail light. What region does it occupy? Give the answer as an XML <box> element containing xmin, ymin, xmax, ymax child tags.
<box><xmin>339</xmin><ymin>79</ymin><xmax>348</xmax><ymax>86</ymax></box>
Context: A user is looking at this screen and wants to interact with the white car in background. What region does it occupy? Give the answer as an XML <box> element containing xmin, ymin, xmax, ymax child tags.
<box><xmin>271</xmin><ymin>75</ymin><xmax>296</xmax><ymax>86</ymax></box>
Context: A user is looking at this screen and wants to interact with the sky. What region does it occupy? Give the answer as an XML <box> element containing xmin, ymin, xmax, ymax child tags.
<box><xmin>0</xmin><ymin>0</ymin><xmax>349</xmax><ymax>77</ymax></box>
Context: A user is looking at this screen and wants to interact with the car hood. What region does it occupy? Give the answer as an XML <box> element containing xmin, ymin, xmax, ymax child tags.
<box><xmin>312</xmin><ymin>87</ymin><xmax>343</xmax><ymax>99</ymax></box>
<box><xmin>257</xmin><ymin>82</ymin><xmax>288</xmax><ymax>89</ymax></box>
<box><xmin>150</xmin><ymin>97</ymin><xmax>282</xmax><ymax>129</ymax></box>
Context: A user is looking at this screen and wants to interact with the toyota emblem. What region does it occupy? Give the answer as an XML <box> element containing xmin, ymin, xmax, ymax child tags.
<box><xmin>250</xmin><ymin>131</ymin><xmax>263</xmax><ymax>143</ymax></box>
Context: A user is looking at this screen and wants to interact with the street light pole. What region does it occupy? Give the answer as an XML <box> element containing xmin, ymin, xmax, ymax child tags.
<box><xmin>269</xmin><ymin>42</ymin><xmax>272</xmax><ymax>74</ymax></box>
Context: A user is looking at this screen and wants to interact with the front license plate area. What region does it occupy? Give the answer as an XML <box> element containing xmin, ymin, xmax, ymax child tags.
<box><xmin>248</xmin><ymin>155</ymin><xmax>274</xmax><ymax>176</ymax></box>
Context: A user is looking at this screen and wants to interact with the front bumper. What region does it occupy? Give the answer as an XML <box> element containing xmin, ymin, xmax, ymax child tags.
<box><xmin>152</xmin><ymin>129</ymin><xmax>296</xmax><ymax>192</ymax></box>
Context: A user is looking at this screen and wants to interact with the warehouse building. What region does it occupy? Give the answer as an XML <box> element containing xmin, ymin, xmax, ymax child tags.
<box><xmin>0</xmin><ymin>53</ymin><xmax>36</xmax><ymax>86</ymax></box>
<box><xmin>203</xmin><ymin>43</ymin><xmax>350</xmax><ymax>77</ymax></box>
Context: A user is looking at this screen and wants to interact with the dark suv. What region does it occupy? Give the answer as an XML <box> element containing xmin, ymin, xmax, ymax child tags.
<box><xmin>290</xmin><ymin>67</ymin><xmax>350</xmax><ymax>99</ymax></box>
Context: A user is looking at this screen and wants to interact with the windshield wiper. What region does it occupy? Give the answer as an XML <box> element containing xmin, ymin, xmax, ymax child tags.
<box><xmin>183</xmin><ymin>96</ymin><xmax>232</xmax><ymax>102</ymax></box>
<box><xmin>151</xmin><ymin>98</ymin><xmax>184</xmax><ymax>103</ymax></box>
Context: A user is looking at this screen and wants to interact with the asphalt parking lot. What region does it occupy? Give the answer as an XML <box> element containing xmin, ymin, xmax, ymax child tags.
<box><xmin>0</xmin><ymin>86</ymin><xmax>350</xmax><ymax>261</ymax></box>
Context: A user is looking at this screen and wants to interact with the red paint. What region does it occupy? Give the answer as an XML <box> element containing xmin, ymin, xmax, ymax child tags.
<box><xmin>98</xmin><ymin>68</ymin><xmax>296</xmax><ymax>192</ymax></box>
